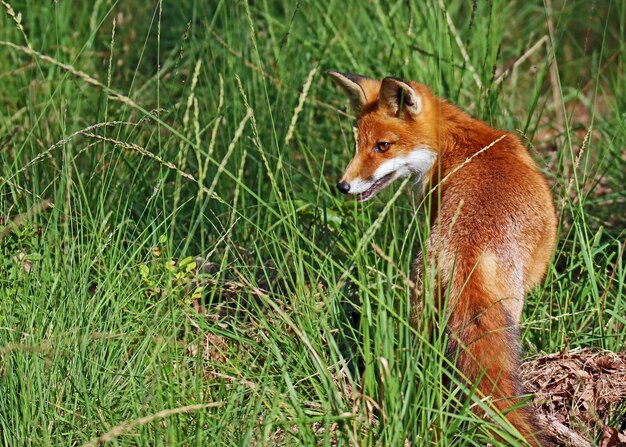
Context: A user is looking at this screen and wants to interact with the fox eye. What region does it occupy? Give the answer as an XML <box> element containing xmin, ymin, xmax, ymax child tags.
<box><xmin>374</xmin><ymin>142</ymin><xmax>392</xmax><ymax>153</ymax></box>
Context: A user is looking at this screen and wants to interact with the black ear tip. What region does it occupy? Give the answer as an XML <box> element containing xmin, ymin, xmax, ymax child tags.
<box><xmin>382</xmin><ymin>76</ymin><xmax>405</xmax><ymax>84</ymax></box>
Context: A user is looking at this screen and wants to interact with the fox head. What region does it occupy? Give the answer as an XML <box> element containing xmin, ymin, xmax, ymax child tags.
<box><xmin>328</xmin><ymin>71</ymin><xmax>437</xmax><ymax>202</ymax></box>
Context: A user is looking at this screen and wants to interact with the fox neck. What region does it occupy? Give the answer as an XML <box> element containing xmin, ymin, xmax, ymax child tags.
<box><xmin>422</xmin><ymin>96</ymin><xmax>504</xmax><ymax>191</ymax></box>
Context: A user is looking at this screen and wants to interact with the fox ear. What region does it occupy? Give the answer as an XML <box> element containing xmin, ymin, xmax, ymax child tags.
<box><xmin>380</xmin><ymin>77</ymin><xmax>422</xmax><ymax>118</ymax></box>
<box><xmin>327</xmin><ymin>71</ymin><xmax>380</xmax><ymax>113</ymax></box>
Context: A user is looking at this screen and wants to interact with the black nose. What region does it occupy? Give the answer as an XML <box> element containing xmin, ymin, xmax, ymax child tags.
<box><xmin>336</xmin><ymin>181</ymin><xmax>350</xmax><ymax>194</ymax></box>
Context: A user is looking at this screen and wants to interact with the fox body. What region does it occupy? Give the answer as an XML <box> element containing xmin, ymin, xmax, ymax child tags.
<box><xmin>328</xmin><ymin>71</ymin><xmax>557</xmax><ymax>446</ymax></box>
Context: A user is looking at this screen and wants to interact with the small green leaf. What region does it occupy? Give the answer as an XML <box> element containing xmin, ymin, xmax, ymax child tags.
<box><xmin>139</xmin><ymin>264</ymin><xmax>149</xmax><ymax>278</ymax></box>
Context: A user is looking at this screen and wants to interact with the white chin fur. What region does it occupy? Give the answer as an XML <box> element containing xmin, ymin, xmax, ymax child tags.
<box><xmin>346</xmin><ymin>148</ymin><xmax>436</xmax><ymax>195</ymax></box>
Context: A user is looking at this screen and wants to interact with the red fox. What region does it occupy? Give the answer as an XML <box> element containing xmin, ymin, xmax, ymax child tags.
<box><xmin>328</xmin><ymin>71</ymin><xmax>557</xmax><ymax>446</ymax></box>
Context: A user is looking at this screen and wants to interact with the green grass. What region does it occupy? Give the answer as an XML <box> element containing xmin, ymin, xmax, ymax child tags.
<box><xmin>0</xmin><ymin>0</ymin><xmax>624</xmax><ymax>445</ymax></box>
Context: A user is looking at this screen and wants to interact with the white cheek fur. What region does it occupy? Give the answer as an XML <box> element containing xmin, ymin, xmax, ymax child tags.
<box><xmin>373</xmin><ymin>148</ymin><xmax>436</xmax><ymax>181</ymax></box>
<box><xmin>346</xmin><ymin>147</ymin><xmax>436</xmax><ymax>194</ymax></box>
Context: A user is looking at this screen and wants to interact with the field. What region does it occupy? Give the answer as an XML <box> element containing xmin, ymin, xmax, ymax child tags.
<box><xmin>1</xmin><ymin>0</ymin><xmax>624</xmax><ymax>446</ymax></box>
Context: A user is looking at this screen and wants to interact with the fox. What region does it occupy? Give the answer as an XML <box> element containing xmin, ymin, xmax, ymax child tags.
<box><xmin>327</xmin><ymin>71</ymin><xmax>557</xmax><ymax>446</ymax></box>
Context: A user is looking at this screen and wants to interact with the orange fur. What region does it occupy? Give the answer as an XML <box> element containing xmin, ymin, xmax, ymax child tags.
<box><xmin>329</xmin><ymin>72</ymin><xmax>557</xmax><ymax>446</ymax></box>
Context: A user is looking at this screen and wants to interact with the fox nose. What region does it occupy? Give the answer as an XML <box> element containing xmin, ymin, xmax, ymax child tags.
<box><xmin>336</xmin><ymin>181</ymin><xmax>350</xmax><ymax>194</ymax></box>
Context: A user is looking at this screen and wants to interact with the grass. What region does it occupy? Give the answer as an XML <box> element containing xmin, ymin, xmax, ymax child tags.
<box><xmin>0</xmin><ymin>0</ymin><xmax>624</xmax><ymax>445</ymax></box>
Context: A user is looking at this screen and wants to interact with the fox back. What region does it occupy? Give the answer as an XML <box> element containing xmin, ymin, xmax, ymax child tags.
<box><xmin>328</xmin><ymin>71</ymin><xmax>557</xmax><ymax>446</ymax></box>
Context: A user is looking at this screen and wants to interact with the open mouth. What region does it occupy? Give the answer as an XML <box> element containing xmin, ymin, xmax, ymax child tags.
<box><xmin>356</xmin><ymin>173</ymin><xmax>394</xmax><ymax>202</ymax></box>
